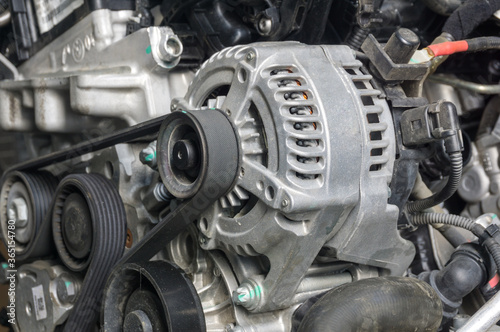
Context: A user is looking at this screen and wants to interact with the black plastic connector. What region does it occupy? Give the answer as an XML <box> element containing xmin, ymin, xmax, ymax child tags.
<box><xmin>479</xmin><ymin>224</ymin><xmax>500</xmax><ymax>245</ymax></box>
<box><xmin>400</xmin><ymin>101</ymin><xmax>464</xmax><ymax>153</ymax></box>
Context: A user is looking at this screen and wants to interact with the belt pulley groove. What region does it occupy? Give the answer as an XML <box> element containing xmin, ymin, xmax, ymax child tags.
<box><xmin>51</xmin><ymin>174</ymin><xmax>127</xmax><ymax>332</ymax></box>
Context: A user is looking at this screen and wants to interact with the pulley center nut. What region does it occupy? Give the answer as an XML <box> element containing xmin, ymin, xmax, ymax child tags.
<box><xmin>61</xmin><ymin>192</ymin><xmax>93</xmax><ymax>260</ymax></box>
<box><xmin>172</xmin><ymin>139</ymin><xmax>199</xmax><ymax>170</ymax></box>
<box><xmin>7</xmin><ymin>196</ymin><xmax>28</xmax><ymax>227</ymax></box>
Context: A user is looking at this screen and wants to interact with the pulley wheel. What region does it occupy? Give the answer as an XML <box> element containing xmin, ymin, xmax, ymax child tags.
<box><xmin>61</xmin><ymin>192</ymin><xmax>93</xmax><ymax>260</ymax></box>
<box><xmin>52</xmin><ymin>173</ymin><xmax>127</xmax><ymax>332</ymax></box>
<box><xmin>52</xmin><ymin>173</ymin><xmax>126</xmax><ymax>272</ymax></box>
<box><xmin>0</xmin><ymin>171</ymin><xmax>57</xmax><ymax>258</ymax></box>
<box><xmin>157</xmin><ymin>109</ymin><xmax>239</xmax><ymax>198</ymax></box>
<box><xmin>102</xmin><ymin>260</ymin><xmax>206</xmax><ymax>331</ymax></box>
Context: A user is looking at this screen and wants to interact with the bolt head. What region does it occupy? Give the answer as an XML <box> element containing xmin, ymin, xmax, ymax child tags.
<box><xmin>140</xmin><ymin>145</ymin><xmax>157</xmax><ymax>167</ymax></box>
<box><xmin>258</xmin><ymin>17</ymin><xmax>273</xmax><ymax>35</ymax></box>
<box><xmin>281</xmin><ymin>199</ymin><xmax>289</xmax><ymax>207</ymax></box>
<box><xmin>158</xmin><ymin>35</ymin><xmax>183</xmax><ymax>63</ymax></box>
<box><xmin>7</xmin><ymin>197</ymin><xmax>29</xmax><ymax>228</ymax></box>
<box><xmin>233</xmin><ymin>287</ymin><xmax>250</xmax><ymax>304</ymax></box>
<box><xmin>56</xmin><ymin>275</ymin><xmax>77</xmax><ymax>304</ymax></box>
<box><xmin>246</xmin><ymin>52</ymin><xmax>255</xmax><ymax>61</ymax></box>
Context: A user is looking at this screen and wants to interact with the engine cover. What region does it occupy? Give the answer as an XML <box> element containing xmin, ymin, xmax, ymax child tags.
<box><xmin>173</xmin><ymin>42</ymin><xmax>415</xmax><ymax>312</ymax></box>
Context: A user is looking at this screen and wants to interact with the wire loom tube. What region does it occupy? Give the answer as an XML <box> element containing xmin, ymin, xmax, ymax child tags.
<box><xmin>297</xmin><ymin>276</ymin><xmax>443</xmax><ymax>332</ymax></box>
<box><xmin>407</xmin><ymin>152</ymin><xmax>462</xmax><ymax>213</ymax></box>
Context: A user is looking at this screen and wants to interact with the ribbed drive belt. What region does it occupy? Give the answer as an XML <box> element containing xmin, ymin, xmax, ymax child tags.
<box><xmin>116</xmin><ymin>109</ymin><xmax>240</xmax><ymax>266</ymax></box>
<box><xmin>2</xmin><ymin>110</ymin><xmax>239</xmax><ymax>331</ymax></box>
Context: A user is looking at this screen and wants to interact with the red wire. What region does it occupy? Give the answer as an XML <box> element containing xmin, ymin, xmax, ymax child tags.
<box><xmin>427</xmin><ymin>40</ymin><xmax>469</xmax><ymax>57</ymax></box>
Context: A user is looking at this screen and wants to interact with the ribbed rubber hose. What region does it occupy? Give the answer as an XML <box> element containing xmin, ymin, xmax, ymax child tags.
<box><xmin>411</xmin><ymin>213</ymin><xmax>500</xmax><ymax>274</ymax></box>
<box><xmin>297</xmin><ymin>277</ymin><xmax>443</xmax><ymax>332</ymax></box>
<box><xmin>407</xmin><ymin>152</ymin><xmax>462</xmax><ymax>213</ymax></box>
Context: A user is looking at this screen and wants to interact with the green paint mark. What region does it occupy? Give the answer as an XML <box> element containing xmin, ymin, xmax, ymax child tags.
<box><xmin>409</xmin><ymin>58</ymin><xmax>418</xmax><ymax>63</ymax></box>
<box><xmin>255</xmin><ymin>285</ymin><xmax>262</xmax><ymax>297</ymax></box>
<box><xmin>493</xmin><ymin>214</ymin><xmax>498</xmax><ymax>219</ymax></box>
<box><xmin>181</xmin><ymin>110</ymin><xmax>187</xmax><ymax>113</ymax></box>
<box><xmin>145</xmin><ymin>152</ymin><xmax>156</xmax><ymax>162</ymax></box>
<box><xmin>65</xmin><ymin>281</ymin><xmax>72</xmax><ymax>288</ymax></box>
<box><xmin>1</xmin><ymin>263</ymin><xmax>7</xmax><ymax>269</ymax></box>
<box><xmin>146</xmin><ymin>45</ymin><xmax>152</xmax><ymax>54</ymax></box>
<box><xmin>238</xmin><ymin>293</ymin><xmax>246</xmax><ymax>301</ymax></box>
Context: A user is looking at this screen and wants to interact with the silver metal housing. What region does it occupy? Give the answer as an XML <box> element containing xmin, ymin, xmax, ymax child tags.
<box><xmin>174</xmin><ymin>42</ymin><xmax>415</xmax><ymax>313</ymax></box>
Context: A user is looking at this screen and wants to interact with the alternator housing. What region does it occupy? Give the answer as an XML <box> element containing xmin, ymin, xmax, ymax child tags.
<box><xmin>174</xmin><ymin>42</ymin><xmax>415</xmax><ymax>312</ymax></box>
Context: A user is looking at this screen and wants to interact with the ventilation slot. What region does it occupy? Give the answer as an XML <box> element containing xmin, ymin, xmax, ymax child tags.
<box><xmin>271</xmin><ymin>66</ymin><xmax>323</xmax><ymax>182</ymax></box>
<box><xmin>290</xmin><ymin>106</ymin><xmax>314</xmax><ymax>116</ymax></box>
<box><xmin>296</xmin><ymin>172</ymin><xmax>319</xmax><ymax>180</ymax></box>
<box><xmin>278</xmin><ymin>79</ymin><xmax>301</xmax><ymax>87</ymax></box>
<box><xmin>361</xmin><ymin>96</ymin><xmax>374</xmax><ymax>106</ymax></box>
<box><xmin>271</xmin><ymin>68</ymin><xmax>293</xmax><ymax>75</ymax></box>
<box><xmin>343</xmin><ymin>65</ymin><xmax>390</xmax><ymax>173</ymax></box>
<box><xmin>366</xmin><ymin>113</ymin><xmax>379</xmax><ymax>124</ymax></box>
<box><xmin>354</xmin><ymin>81</ymin><xmax>367</xmax><ymax>89</ymax></box>
<box><xmin>296</xmin><ymin>139</ymin><xmax>319</xmax><ymax>148</ymax></box>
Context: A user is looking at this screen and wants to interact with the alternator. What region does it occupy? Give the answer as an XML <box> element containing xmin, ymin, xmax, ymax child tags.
<box><xmin>168</xmin><ymin>42</ymin><xmax>415</xmax><ymax>312</ymax></box>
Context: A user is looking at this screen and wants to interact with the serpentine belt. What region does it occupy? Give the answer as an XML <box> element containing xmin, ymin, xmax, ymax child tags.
<box><xmin>1</xmin><ymin>109</ymin><xmax>239</xmax><ymax>331</ymax></box>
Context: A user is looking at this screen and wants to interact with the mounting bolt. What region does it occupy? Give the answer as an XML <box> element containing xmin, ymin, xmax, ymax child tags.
<box><xmin>246</xmin><ymin>51</ymin><xmax>255</xmax><ymax>61</ymax></box>
<box><xmin>157</xmin><ymin>34</ymin><xmax>183</xmax><ymax>63</ymax></box>
<box><xmin>7</xmin><ymin>197</ymin><xmax>29</xmax><ymax>228</ymax></box>
<box><xmin>140</xmin><ymin>141</ymin><xmax>157</xmax><ymax>169</ymax></box>
<box><xmin>257</xmin><ymin>17</ymin><xmax>273</xmax><ymax>36</ymax></box>
<box><xmin>56</xmin><ymin>274</ymin><xmax>79</xmax><ymax>304</ymax></box>
<box><xmin>199</xmin><ymin>235</ymin><xmax>207</xmax><ymax>244</ymax></box>
<box><xmin>232</xmin><ymin>281</ymin><xmax>261</xmax><ymax>310</ymax></box>
<box><xmin>281</xmin><ymin>199</ymin><xmax>289</xmax><ymax>208</ymax></box>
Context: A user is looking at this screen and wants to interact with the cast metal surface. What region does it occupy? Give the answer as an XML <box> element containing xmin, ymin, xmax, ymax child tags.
<box><xmin>0</xmin><ymin>9</ymin><xmax>192</xmax><ymax>134</ymax></box>
<box><xmin>15</xmin><ymin>261</ymin><xmax>82</xmax><ymax>332</ymax></box>
<box><xmin>175</xmin><ymin>42</ymin><xmax>414</xmax><ymax>312</ymax></box>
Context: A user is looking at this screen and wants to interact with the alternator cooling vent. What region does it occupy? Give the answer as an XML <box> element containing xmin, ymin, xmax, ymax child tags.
<box><xmin>344</xmin><ymin>67</ymin><xmax>390</xmax><ymax>173</ymax></box>
<box><xmin>269</xmin><ymin>67</ymin><xmax>324</xmax><ymax>185</ymax></box>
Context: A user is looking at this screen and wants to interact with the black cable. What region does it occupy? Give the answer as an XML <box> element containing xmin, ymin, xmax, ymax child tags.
<box><xmin>466</xmin><ymin>36</ymin><xmax>500</xmax><ymax>52</ymax></box>
<box><xmin>407</xmin><ymin>152</ymin><xmax>462</xmax><ymax>213</ymax></box>
<box><xmin>484</xmin><ymin>237</ymin><xmax>500</xmax><ymax>276</ymax></box>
